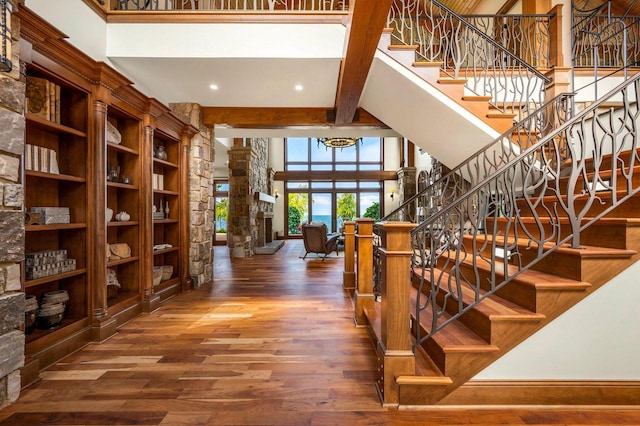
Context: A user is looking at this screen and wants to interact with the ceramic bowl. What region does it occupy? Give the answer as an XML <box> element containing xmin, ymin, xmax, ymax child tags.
<box><xmin>161</xmin><ymin>265</ymin><xmax>173</xmax><ymax>281</ymax></box>
<box><xmin>153</xmin><ymin>266</ymin><xmax>163</xmax><ymax>286</ymax></box>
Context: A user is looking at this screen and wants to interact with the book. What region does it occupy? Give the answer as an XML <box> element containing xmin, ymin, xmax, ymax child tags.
<box><xmin>25</xmin><ymin>76</ymin><xmax>50</xmax><ymax>120</ymax></box>
<box><xmin>25</xmin><ymin>144</ymin><xmax>32</xmax><ymax>171</ymax></box>
<box><xmin>54</xmin><ymin>84</ymin><xmax>61</xmax><ymax>123</ymax></box>
<box><xmin>48</xmin><ymin>81</ymin><xmax>56</xmax><ymax>123</ymax></box>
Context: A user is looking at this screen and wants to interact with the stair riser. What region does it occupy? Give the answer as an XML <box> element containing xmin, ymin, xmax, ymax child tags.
<box><xmin>485</xmin><ymin>218</ymin><xmax>633</xmax><ymax>249</ymax></box>
<box><xmin>536</xmin><ymin>171</ymin><xmax>640</xmax><ymax>197</ymax></box>
<box><xmin>516</xmin><ymin>193</ymin><xmax>640</xmax><ymax>219</ymax></box>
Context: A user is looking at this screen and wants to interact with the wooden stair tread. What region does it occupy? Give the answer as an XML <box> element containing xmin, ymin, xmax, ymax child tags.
<box><xmin>491</xmin><ymin>216</ymin><xmax>640</xmax><ymax>228</ymax></box>
<box><xmin>437</xmin><ymin>78</ymin><xmax>468</xmax><ymax>85</ymax></box>
<box><xmin>462</xmin><ymin>95</ymin><xmax>493</xmax><ymax>102</ymax></box>
<box><xmin>388</xmin><ymin>44</ymin><xmax>418</xmax><ymax>51</ymax></box>
<box><xmin>487</xmin><ymin>112</ymin><xmax>517</xmax><ymax>119</ymax></box>
<box><xmin>412</xmin><ymin>61</ymin><xmax>443</xmax><ymax>68</ymax></box>
<box><xmin>471</xmin><ymin>234</ymin><xmax>637</xmax><ymax>259</ymax></box>
<box><xmin>412</xmin><ymin>267</ymin><xmax>544</xmax><ymax>321</ymax></box>
<box><xmin>409</xmin><ymin>287</ymin><xmax>499</xmax><ymax>353</ymax></box>
<box><xmin>520</xmin><ymin>188</ymin><xmax>640</xmax><ymax>207</ymax></box>
<box><xmin>456</xmin><ymin>256</ymin><xmax>591</xmax><ymax>291</ymax></box>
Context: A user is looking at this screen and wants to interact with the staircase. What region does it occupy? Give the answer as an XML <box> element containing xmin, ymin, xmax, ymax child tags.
<box><xmin>358</xmin><ymin>73</ymin><xmax>640</xmax><ymax>407</ymax></box>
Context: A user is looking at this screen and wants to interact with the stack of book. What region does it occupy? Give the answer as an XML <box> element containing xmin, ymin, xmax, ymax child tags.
<box><xmin>24</xmin><ymin>144</ymin><xmax>60</xmax><ymax>174</ymax></box>
<box><xmin>25</xmin><ymin>76</ymin><xmax>62</xmax><ymax>124</ymax></box>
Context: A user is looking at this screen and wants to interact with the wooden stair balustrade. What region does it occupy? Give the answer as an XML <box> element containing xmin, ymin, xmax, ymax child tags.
<box><xmin>362</xmin><ymin>147</ymin><xmax>640</xmax><ymax>407</ymax></box>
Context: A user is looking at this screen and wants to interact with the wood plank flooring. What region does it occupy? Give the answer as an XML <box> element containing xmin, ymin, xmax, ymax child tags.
<box><xmin>1</xmin><ymin>240</ymin><xmax>639</xmax><ymax>425</ymax></box>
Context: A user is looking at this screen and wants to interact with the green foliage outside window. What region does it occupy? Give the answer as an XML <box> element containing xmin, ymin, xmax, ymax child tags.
<box><xmin>215</xmin><ymin>198</ymin><xmax>228</xmax><ymax>233</ymax></box>
<box><xmin>288</xmin><ymin>192</ymin><xmax>308</xmax><ymax>235</ymax></box>
<box><xmin>363</xmin><ymin>202</ymin><xmax>380</xmax><ymax>221</ymax></box>
<box><xmin>336</xmin><ymin>193</ymin><xmax>356</xmax><ymax>220</ymax></box>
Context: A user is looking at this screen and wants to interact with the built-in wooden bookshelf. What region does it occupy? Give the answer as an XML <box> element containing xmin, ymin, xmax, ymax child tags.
<box><xmin>22</xmin><ymin>63</ymin><xmax>92</xmax><ymax>379</ymax></box>
<box><xmin>18</xmin><ymin>5</ymin><xmax>195</xmax><ymax>386</ymax></box>
<box><xmin>106</xmin><ymin>106</ymin><xmax>143</xmax><ymax>323</ymax></box>
<box><xmin>152</xmin><ymin>129</ymin><xmax>182</xmax><ymax>301</ymax></box>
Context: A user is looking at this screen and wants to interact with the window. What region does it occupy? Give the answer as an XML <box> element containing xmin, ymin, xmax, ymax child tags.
<box><xmin>284</xmin><ymin>138</ymin><xmax>383</xmax><ymax>236</ymax></box>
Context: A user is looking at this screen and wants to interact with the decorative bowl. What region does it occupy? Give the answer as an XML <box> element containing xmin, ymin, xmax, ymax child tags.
<box><xmin>36</xmin><ymin>302</ymin><xmax>65</xmax><ymax>329</ymax></box>
<box><xmin>161</xmin><ymin>265</ymin><xmax>173</xmax><ymax>281</ymax></box>
<box><xmin>153</xmin><ymin>266</ymin><xmax>163</xmax><ymax>286</ymax></box>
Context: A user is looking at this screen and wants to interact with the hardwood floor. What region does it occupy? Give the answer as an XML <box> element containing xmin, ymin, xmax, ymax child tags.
<box><xmin>1</xmin><ymin>240</ymin><xmax>639</xmax><ymax>425</ymax></box>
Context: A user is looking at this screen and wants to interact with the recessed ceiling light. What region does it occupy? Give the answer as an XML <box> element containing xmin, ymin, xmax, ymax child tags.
<box><xmin>209</xmin><ymin>84</ymin><xmax>219</xmax><ymax>90</ymax></box>
<box><xmin>295</xmin><ymin>84</ymin><xmax>303</xmax><ymax>91</ymax></box>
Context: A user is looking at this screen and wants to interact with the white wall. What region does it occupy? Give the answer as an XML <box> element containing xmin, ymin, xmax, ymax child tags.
<box><xmin>25</xmin><ymin>0</ymin><xmax>107</xmax><ymax>62</ymax></box>
<box><xmin>476</xmin><ymin>260</ymin><xmax>640</xmax><ymax>380</ymax></box>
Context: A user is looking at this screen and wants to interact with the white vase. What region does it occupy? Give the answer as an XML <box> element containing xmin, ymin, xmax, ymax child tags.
<box><xmin>106</xmin><ymin>208</ymin><xmax>113</xmax><ymax>222</ymax></box>
<box><xmin>115</xmin><ymin>211</ymin><xmax>130</xmax><ymax>221</ymax></box>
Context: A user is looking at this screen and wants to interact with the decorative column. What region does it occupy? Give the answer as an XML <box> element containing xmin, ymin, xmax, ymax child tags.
<box><xmin>0</xmin><ymin>4</ymin><xmax>26</xmax><ymax>405</ymax></box>
<box><xmin>89</xmin><ymin>99</ymin><xmax>116</xmax><ymax>342</ymax></box>
<box><xmin>377</xmin><ymin>221</ymin><xmax>416</xmax><ymax>405</ymax></box>
<box><xmin>228</xmin><ymin>146</ymin><xmax>253</xmax><ymax>257</ymax></box>
<box><xmin>180</xmin><ymin>125</ymin><xmax>197</xmax><ymax>292</ymax></box>
<box><xmin>141</xmin><ymin>125</ymin><xmax>160</xmax><ymax>312</ymax></box>
<box><xmin>354</xmin><ymin>218</ymin><xmax>375</xmax><ymax>326</ymax></box>
<box><xmin>343</xmin><ymin>221</ymin><xmax>356</xmax><ymax>292</ymax></box>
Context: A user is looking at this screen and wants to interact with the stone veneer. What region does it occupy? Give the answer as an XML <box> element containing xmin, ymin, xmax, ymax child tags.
<box><xmin>169</xmin><ymin>103</ymin><xmax>214</xmax><ymax>287</ymax></box>
<box><xmin>0</xmin><ymin>0</ymin><xmax>26</xmax><ymax>408</ymax></box>
<box><xmin>228</xmin><ymin>138</ymin><xmax>273</xmax><ymax>258</ymax></box>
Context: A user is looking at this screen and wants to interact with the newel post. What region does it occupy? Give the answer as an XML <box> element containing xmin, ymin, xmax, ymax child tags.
<box><xmin>378</xmin><ymin>221</ymin><xmax>416</xmax><ymax>405</ymax></box>
<box><xmin>343</xmin><ymin>221</ymin><xmax>356</xmax><ymax>292</ymax></box>
<box><xmin>355</xmin><ymin>218</ymin><xmax>375</xmax><ymax>326</ymax></box>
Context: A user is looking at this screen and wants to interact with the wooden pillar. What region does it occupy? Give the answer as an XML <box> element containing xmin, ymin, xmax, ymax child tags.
<box><xmin>90</xmin><ymin>99</ymin><xmax>117</xmax><ymax>341</ymax></box>
<box><xmin>180</xmin><ymin>126</ymin><xmax>195</xmax><ymax>292</ymax></box>
<box><xmin>343</xmin><ymin>221</ymin><xmax>356</xmax><ymax>292</ymax></box>
<box><xmin>378</xmin><ymin>221</ymin><xmax>416</xmax><ymax>405</ymax></box>
<box><xmin>355</xmin><ymin>218</ymin><xmax>375</xmax><ymax>326</ymax></box>
<box><xmin>548</xmin><ymin>4</ymin><xmax>565</xmax><ymax>68</ymax></box>
<box><xmin>142</xmin><ymin>125</ymin><xmax>160</xmax><ymax>313</ymax></box>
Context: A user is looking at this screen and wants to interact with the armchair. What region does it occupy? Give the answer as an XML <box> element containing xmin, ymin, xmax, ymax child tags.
<box><xmin>301</xmin><ymin>223</ymin><xmax>340</xmax><ymax>260</ymax></box>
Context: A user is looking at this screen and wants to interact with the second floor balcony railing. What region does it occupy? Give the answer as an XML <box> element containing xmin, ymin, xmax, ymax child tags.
<box><xmin>114</xmin><ymin>0</ymin><xmax>349</xmax><ymax>11</ymax></box>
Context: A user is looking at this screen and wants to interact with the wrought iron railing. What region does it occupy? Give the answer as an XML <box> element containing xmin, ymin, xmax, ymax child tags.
<box><xmin>116</xmin><ymin>0</ymin><xmax>348</xmax><ymax>11</ymax></box>
<box><xmin>386</xmin><ymin>0</ymin><xmax>551</xmax><ymax>120</ymax></box>
<box><xmin>411</xmin><ymin>72</ymin><xmax>639</xmax><ymax>345</ymax></box>
<box><xmin>573</xmin><ymin>13</ymin><xmax>640</xmax><ymax>69</ymax></box>
<box><xmin>461</xmin><ymin>13</ymin><xmax>552</xmax><ymax>69</ymax></box>
<box><xmin>383</xmin><ymin>92</ymin><xmax>575</xmax><ymax>224</ymax></box>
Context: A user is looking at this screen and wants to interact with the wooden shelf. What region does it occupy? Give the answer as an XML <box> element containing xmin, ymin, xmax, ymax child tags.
<box><xmin>26</xmin><ymin>223</ymin><xmax>87</xmax><ymax>232</ymax></box>
<box><xmin>153</xmin><ymin>157</ymin><xmax>178</xmax><ymax>169</ymax></box>
<box><xmin>154</xmin><ymin>189</ymin><xmax>179</xmax><ymax>196</ymax></box>
<box><xmin>25</xmin><ymin>170</ymin><xmax>86</xmax><ymax>183</ymax></box>
<box><xmin>107</xmin><ymin>220</ymin><xmax>139</xmax><ymax>227</ymax></box>
<box><xmin>153</xmin><ymin>219</ymin><xmax>178</xmax><ymax>225</ymax></box>
<box><xmin>25</xmin><ymin>316</ymin><xmax>88</xmax><ymax>345</ymax></box>
<box><xmin>107</xmin><ymin>142</ymin><xmax>139</xmax><ymax>156</ymax></box>
<box><xmin>107</xmin><ymin>182</ymin><xmax>139</xmax><ymax>190</ymax></box>
<box><xmin>24</xmin><ymin>268</ymin><xmax>87</xmax><ymax>289</ymax></box>
<box><xmin>25</xmin><ymin>113</ymin><xmax>87</xmax><ymax>137</ymax></box>
<box><xmin>153</xmin><ymin>247</ymin><xmax>179</xmax><ymax>256</ymax></box>
<box><xmin>107</xmin><ymin>256</ymin><xmax>140</xmax><ymax>267</ymax></box>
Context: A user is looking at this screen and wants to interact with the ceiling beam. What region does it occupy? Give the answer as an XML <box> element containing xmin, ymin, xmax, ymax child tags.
<box><xmin>333</xmin><ymin>0</ymin><xmax>394</xmax><ymax>125</ymax></box>
<box><xmin>202</xmin><ymin>107</ymin><xmax>387</xmax><ymax>128</ymax></box>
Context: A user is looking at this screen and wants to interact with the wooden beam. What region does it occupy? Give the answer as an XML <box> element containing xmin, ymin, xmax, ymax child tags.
<box><xmin>497</xmin><ymin>0</ymin><xmax>519</xmax><ymax>14</ymax></box>
<box><xmin>274</xmin><ymin>170</ymin><xmax>397</xmax><ymax>181</ymax></box>
<box><xmin>333</xmin><ymin>0</ymin><xmax>394</xmax><ymax>125</ymax></box>
<box><xmin>202</xmin><ymin>107</ymin><xmax>387</xmax><ymax>128</ymax></box>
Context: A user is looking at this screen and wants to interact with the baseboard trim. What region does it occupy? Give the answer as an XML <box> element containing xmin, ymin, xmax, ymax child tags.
<box><xmin>436</xmin><ymin>380</ymin><xmax>640</xmax><ymax>406</ymax></box>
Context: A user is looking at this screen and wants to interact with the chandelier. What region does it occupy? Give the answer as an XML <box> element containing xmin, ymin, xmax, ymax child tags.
<box><xmin>317</xmin><ymin>137</ymin><xmax>362</xmax><ymax>149</ymax></box>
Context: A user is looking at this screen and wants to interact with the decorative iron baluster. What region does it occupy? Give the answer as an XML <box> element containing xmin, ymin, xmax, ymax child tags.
<box><xmin>386</xmin><ymin>0</ymin><xmax>550</xmax><ymax>121</ymax></box>
<box><xmin>413</xmin><ymin>73</ymin><xmax>639</xmax><ymax>347</ymax></box>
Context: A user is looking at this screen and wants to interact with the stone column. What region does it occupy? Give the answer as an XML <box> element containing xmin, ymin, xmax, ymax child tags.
<box><xmin>0</xmin><ymin>4</ymin><xmax>26</xmax><ymax>406</ymax></box>
<box><xmin>169</xmin><ymin>103</ymin><xmax>214</xmax><ymax>287</ymax></box>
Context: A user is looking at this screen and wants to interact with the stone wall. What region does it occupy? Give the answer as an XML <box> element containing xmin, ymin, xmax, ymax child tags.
<box><xmin>169</xmin><ymin>103</ymin><xmax>214</xmax><ymax>287</ymax></box>
<box><xmin>228</xmin><ymin>138</ymin><xmax>271</xmax><ymax>258</ymax></box>
<box><xmin>0</xmin><ymin>1</ymin><xmax>26</xmax><ymax>408</ymax></box>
